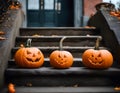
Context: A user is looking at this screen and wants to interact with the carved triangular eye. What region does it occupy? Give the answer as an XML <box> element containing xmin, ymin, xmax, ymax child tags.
<box><xmin>64</xmin><ymin>55</ymin><xmax>67</xmax><ymax>58</ymax></box>
<box><xmin>58</xmin><ymin>54</ymin><xmax>61</xmax><ymax>58</ymax></box>
<box><xmin>98</xmin><ymin>53</ymin><xmax>101</xmax><ymax>57</ymax></box>
<box><xmin>91</xmin><ymin>54</ymin><xmax>94</xmax><ymax>57</ymax></box>
<box><xmin>38</xmin><ymin>51</ymin><xmax>41</xmax><ymax>55</ymax></box>
<box><xmin>27</xmin><ymin>50</ymin><xmax>31</xmax><ymax>55</ymax></box>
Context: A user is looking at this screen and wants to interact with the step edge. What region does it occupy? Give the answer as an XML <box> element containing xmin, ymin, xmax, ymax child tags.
<box><xmin>2</xmin><ymin>86</ymin><xmax>119</xmax><ymax>93</ymax></box>
<box><xmin>20</xmin><ymin>27</ymin><xmax>97</xmax><ymax>30</ymax></box>
<box><xmin>16</xmin><ymin>35</ymin><xmax>101</xmax><ymax>38</ymax></box>
<box><xmin>5</xmin><ymin>67</ymin><xmax>120</xmax><ymax>77</ymax></box>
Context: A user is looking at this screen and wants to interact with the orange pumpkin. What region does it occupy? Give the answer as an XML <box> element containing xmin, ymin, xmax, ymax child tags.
<box><xmin>49</xmin><ymin>37</ymin><xmax>74</xmax><ymax>69</ymax></box>
<box><xmin>14</xmin><ymin>39</ymin><xmax>44</xmax><ymax>68</ymax></box>
<box><xmin>82</xmin><ymin>36</ymin><xmax>113</xmax><ymax>69</ymax></box>
<box><xmin>8</xmin><ymin>83</ymin><xmax>15</xmax><ymax>93</ymax></box>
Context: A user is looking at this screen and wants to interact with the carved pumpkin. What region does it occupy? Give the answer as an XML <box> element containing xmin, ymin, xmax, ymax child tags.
<box><xmin>50</xmin><ymin>37</ymin><xmax>74</xmax><ymax>69</ymax></box>
<box><xmin>14</xmin><ymin>39</ymin><xmax>44</xmax><ymax>68</ymax></box>
<box><xmin>82</xmin><ymin>36</ymin><xmax>113</xmax><ymax>69</ymax></box>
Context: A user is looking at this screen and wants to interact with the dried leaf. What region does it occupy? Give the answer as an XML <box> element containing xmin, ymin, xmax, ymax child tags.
<box><xmin>0</xmin><ymin>36</ymin><xmax>6</xmax><ymax>40</ymax></box>
<box><xmin>8</xmin><ymin>83</ymin><xmax>16</xmax><ymax>93</ymax></box>
<box><xmin>0</xmin><ymin>31</ymin><xmax>5</xmax><ymax>35</ymax></box>
<box><xmin>114</xmin><ymin>87</ymin><xmax>120</xmax><ymax>91</ymax></box>
<box><xmin>32</xmin><ymin>34</ymin><xmax>41</xmax><ymax>37</ymax></box>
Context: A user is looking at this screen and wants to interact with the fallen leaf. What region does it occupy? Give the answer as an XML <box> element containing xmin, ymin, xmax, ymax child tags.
<box><xmin>0</xmin><ymin>36</ymin><xmax>6</xmax><ymax>40</ymax></box>
<box><xmin>0</xmin><ymin>31</ymin><xmax>5</xmax><ymax>35</ymax></box>
<box><xmin>8</xmin><ymin>83</ymin><xmax>16</xmax><ymax>93</ymax></box>
<box><xmin>114</xmin><ymin>87</ymin><xmax>120</xmax><ymax>91</ymax></box>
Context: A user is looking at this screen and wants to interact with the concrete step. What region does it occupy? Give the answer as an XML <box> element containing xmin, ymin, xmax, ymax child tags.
<box><xmin>5</xmin><ymin>67</ymin><xmax>120</xmax><ymax>86</ymax></box>
<box><xmin>2</xmin><ymin>86</ymin><xmax>120</xmax><ymax>93</ymax></box>
<box><xmin>15</xmin><ymin>35</ymin><xmax>104</xmax><ymax>47</ymax></box>
<box><xmin>4</xmin><ymin>27</ymin><xmax>116</xmax><ymax>91</ymax></box>
<box><xmin>19</xmin><ymin>27</ymin><xmax>99</xmax><ymax>36</ymax></box>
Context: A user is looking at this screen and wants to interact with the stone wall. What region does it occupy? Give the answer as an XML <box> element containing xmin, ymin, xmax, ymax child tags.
<box><xmin>0</xmin><ymin>9</ymin><xmax>23</xmax><ymax>89</ymax></box>
<box><xmin>84</xmin><ymin>0</ymin><xmax>102</xmax><ymax>16</ymax></box>
<box><xmin>83</xmin><ymin>0</ymin><xmax>102</xmax><ymax>26</ymax></box>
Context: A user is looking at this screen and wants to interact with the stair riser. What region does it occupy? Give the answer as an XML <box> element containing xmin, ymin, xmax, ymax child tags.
<box><xmin>8</xmin><ymin>60</ymin><xmax>83</xmax><ymax>67</ymax></box>
<box><xmin>5</xmin><ymin>66</ymin><xmax>120</xmax><ymax>87</ymax></box>
<box><xmin>11</xmin><ymin>48</ymin><xmax>86</xmax><ymax>58</ymax></box>
<box><xmin>11</xmin><ymin>47</ymin><xmax>107</xmax><ymax>59</ymax></box>
<box><xmin>15</xmin><ymin>37</ymin><xmax>103</xmax><ymax>47</ymax></box>
<box><xmin>16</xmin><ymin>42</ymin><xmax>96</xmax><ymax>47</ymax></box>
<box><xmin>5</xmin><ymin>76</ymin><xmax>117</xmax><ymax>87</ymax></box>
<box><xmin>15</xmin><ymin>40</ymin><xmax>101</xmax><ymax>47</ymax></box>
<box><xmin>20</xmin><ymin>28</ymin><xmax>98</xmax><ymax>36</ymax></box>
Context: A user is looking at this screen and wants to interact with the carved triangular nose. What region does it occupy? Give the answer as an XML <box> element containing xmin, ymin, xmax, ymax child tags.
<box><xmin>33</xmin><ymin>54</ymin><xmax>36</xmax><ymax>57</ymax></box>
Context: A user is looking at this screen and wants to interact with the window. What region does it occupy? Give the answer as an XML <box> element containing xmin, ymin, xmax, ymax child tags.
<box><xmin>103</xmin><ymin>0</ymin><xmax>120</xmax><ymax>8</ymax></box>
<box><xmin>28</xmin><ymin>0</ymin><xmax>39</xmax><ymax>10</ymax></box>
<box><xmin>44</xmin><ymin>0</ymin><xmax>54</xmax><ymax>10</ymax></box>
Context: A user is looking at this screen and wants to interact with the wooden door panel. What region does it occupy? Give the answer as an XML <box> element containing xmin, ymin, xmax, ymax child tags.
<box><xmin>57</xmin><ymin>0</ymin><xmax>74</xmax><ymax>27</ymax></box>
<box><xmin>27</xmin><ymin>0</ymin><xmax>74</xmax><ymax>27</ymax></box>
<box><xmin>27</xmin><ymin>10</ymin><xmax>40</xmax><ymax>27</ymax></box>
<box><xmin>43</xmin><ymin>10</ymin><xmax>56</xmax><ymax>26</ymax></box>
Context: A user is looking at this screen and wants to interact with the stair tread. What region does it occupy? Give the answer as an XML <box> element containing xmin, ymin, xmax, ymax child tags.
<box><xmin>2</xmin><ymin>86</ymin><xmax>120</xmax><ymax>93</ymax></box>
<box><xmin>20</xmin><ymin>27</ymin><xmax>96</xmax><ymax>30</ymax></box>
<box><xmin>5</xmin><ymin>67</ymin><xmax>120</xmax><ymax>77</ymax></box>
<box><xmin>20</xmin><ymin>27</ymin><xmax>96</xmax><ymax>29</ymax></box>
<box><xmin>12</xmin><ymin>46</ymin><xmax>106</xmax><ymax>50</ymax></box>
<box><xmin>15</xmin><ymin>35</ymin><xmax>104</xmax><ymax>48</ymax></box>
<box><xmin>16</xmin><ymin>35</ymin><xmax>100</xmax><ymax>37</ymax></box>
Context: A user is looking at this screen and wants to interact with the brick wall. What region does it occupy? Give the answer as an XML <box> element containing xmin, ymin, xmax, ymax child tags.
<box><xmin>84</xmin><ymin>0</ymin><xmax>102</xmax><ymax>17</ymax></box>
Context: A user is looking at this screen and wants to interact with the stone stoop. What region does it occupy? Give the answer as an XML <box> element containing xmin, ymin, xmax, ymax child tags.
<box><xmin>3</xmin><ymin>27</ymin><xmax>120</xmax><ymax>93</ymax></box>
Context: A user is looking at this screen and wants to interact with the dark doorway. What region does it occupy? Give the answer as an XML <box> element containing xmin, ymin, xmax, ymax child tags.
<box><xmin>27</xmin><ymin>0</ymin><xmax>74</xmax><ymax>27</ymax></box>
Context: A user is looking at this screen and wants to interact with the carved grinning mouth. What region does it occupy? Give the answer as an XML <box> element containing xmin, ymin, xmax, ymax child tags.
<box><xmin>54</xmin><ymin>54</ymin><xmax>67</xmax><ymax>65</ymax></box>
<box><xmin>26</xmin><ymin>58</ymin><xmax>41</xmax><ymax>62</ymax></box>
<box><xmin>55</xmin><ymin>59</ymin><xmax>67</xmax><ymax>65</ymax></box>
<box><xmin>88</xmin><ymin>59</ymin><xmax>103</xmax><ymax>65</ymax></box>
<box><xmin>88</xmin><ymin>54</ymin><xmax>103</xmax><ymax>65</ymax></box>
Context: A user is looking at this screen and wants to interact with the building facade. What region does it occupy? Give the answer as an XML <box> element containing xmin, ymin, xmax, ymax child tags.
<box><xmin>19</xmin><ymin>0</ymin><xmax>103</xmax><ymax>27</ymax></box>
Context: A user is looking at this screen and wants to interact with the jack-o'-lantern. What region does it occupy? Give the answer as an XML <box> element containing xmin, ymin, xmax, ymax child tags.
<box><xmin>82</xmin><ymin>36</ymin><xmax>113</xmax><ymax>69</ymax></box>
<box><xmin>14</xmin><ymin>39</ymin><xmax>44</xmax><ymax>68</ymax></box>
<box><xmin>49</xmin><ymin>37</ymin><xmax>74</xmax><ymax>69</ymax></box>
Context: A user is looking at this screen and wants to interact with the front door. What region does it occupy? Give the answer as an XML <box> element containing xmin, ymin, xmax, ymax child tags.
<box><xmin>27</xmin><ymin>0</ymin><xmax>74</xmax><ymax>27</ymax></box>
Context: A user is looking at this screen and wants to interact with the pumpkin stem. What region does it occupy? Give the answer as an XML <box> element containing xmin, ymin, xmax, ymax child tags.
<box><xmin>59</xmin><ymin>37</ymin><xmax>67</xmax><ymax>51</ymax></box>
<box><xmin>95</xmin><ymin>36</ymin><xmax>102</xmax><ymax>50</ymax></box>
<box><xmin>26</xmin><ymin>39</ymin><xmax>32</xmax><ymax>47</ymax></box>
